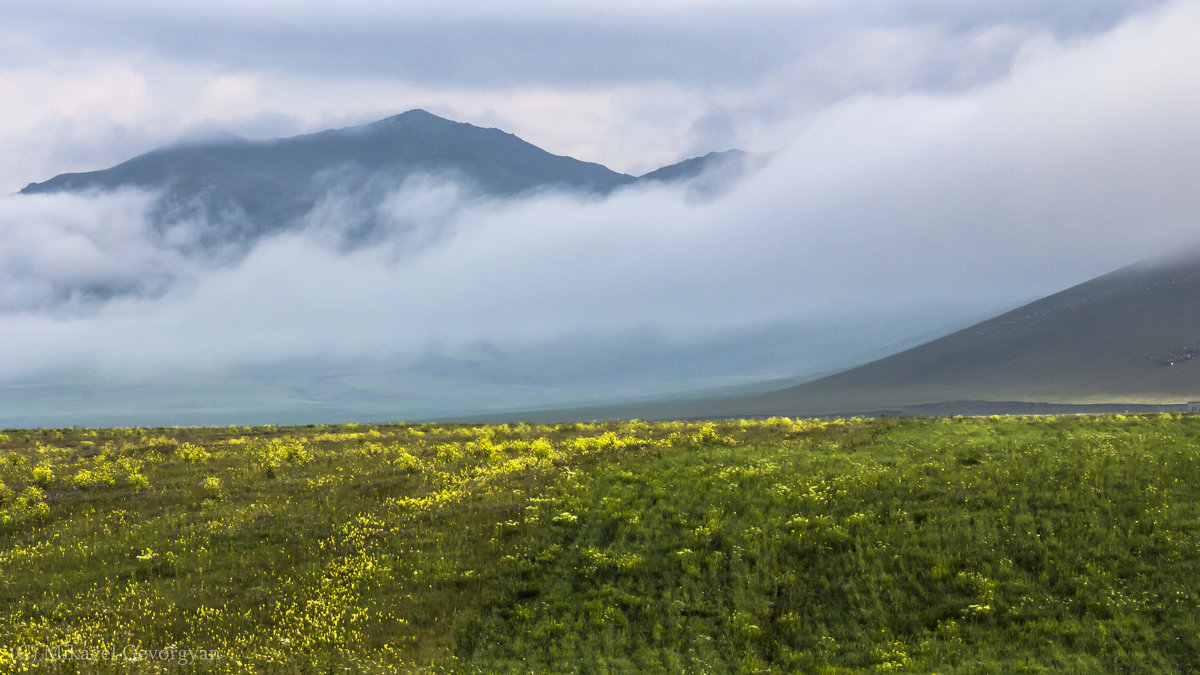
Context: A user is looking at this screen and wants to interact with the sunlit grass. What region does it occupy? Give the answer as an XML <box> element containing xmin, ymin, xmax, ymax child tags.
<box><xmin>0</xmin><ymin>415</ymin><xmax>1196</xmax><ymax>672</ymax></box>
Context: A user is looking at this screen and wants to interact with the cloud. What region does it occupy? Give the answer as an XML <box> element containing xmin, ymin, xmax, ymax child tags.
<box><xmin>1</xmin><ymin>1</ymin><xmax>1177</xmax><ymax>190</ymax></box>
<box><xmin>1</xmin><ymin>1</ymin><xmax>1199</xmax><ymax>424</ymax></box>
<box><xmin>0</xmin><ymin>189</ymin><xmax>200</xmax><ymax>312</ymax></box>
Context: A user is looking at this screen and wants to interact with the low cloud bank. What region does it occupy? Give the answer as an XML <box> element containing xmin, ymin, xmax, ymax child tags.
<box><xmin>3</xmin><ymin>3</ymin><xmax>1200</xmax><ymax>423</ymax></box>
<box><xmin>0</xmin><ymin>190</ymin><xmax>191</xmax><ymax>312</ymax></box>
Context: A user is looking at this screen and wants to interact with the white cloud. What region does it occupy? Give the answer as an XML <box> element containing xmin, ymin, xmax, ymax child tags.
<box><xmin>3</xmin><ymin>1</ymin><xmax>1176</xmax><ymax>192</ymax></box>
<box><xmin>1</xmin><ymin>0</ymin><xmax>1198</xmax><ymax>424</ymax></box>
<box><xmin>0</xmin><ymin>189</ymin><xmax>195</xmax><ymax>312</ymax></box>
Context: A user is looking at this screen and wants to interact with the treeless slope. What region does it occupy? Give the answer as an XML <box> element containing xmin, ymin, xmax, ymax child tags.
<box><xmin>712</xmin><ymin>250</ymin><xmax>1200</xmax><ymax>416</ymax></box>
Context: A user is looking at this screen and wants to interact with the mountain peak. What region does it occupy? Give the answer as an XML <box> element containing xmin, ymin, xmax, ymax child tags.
<box><xmin>343</xmin><ymin>109</ymin><xmax>464</xmax><ymax>139</ymax></box>
<box><xmin>370</xmin><ymin>108</ymin><xmax>449</xmax><ymax>126</ymax></box>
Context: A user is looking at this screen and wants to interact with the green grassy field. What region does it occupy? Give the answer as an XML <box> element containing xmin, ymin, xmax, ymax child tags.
<box><xmin>0</xmin><ymin>415</ymin><xmax>1197</xmax><ymax>672</ymax></box>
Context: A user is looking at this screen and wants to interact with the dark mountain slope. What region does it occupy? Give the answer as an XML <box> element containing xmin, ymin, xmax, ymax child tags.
<box><xmin>701</xmin><ymin>250</ymin><xmax>1200</xmax><ymax>416</ymax></box>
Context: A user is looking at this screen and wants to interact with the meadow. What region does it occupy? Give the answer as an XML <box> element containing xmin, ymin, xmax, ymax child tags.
<box><xmin>0</xmin><ymin>414</ymin><xmax>1197</xmax><ymax>672</ymax></box>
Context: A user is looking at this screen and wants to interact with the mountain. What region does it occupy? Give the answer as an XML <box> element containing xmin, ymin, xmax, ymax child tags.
<box><xmin>637</xmin><ymin>149</ymin><xmax>769</xmax><ymax>198</ymax></box>
<box><xmin>692</xmin><ymin>250</ymin><xmax>1200</xmax><ymax>417</ymax></box>
<box><xmin>638</xmin><ymin>149</ymin><xmax>753</xmax><ymax>183</ymax></box>
<box><xmin>19</xmin><ymin>110</ymin><xmax>757</xmax><ymax>253</ymax></box>
<box><xmin>19</xmin><ymin>110</ymin><xmax>646</xmax><ymax>249</ymax></box>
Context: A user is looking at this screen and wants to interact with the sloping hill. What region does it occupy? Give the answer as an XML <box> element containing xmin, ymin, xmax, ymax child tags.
<box><xmin>705</xmin><ymin>250</ymin><xmax>1200</xmax><ymax>416</ymax></box>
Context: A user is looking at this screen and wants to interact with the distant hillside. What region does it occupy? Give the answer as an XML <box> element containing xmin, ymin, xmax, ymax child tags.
<box><xmin>692</xmin><ymin>250</ymin><xmax>1200</xmax><ymax>417</ymax></box>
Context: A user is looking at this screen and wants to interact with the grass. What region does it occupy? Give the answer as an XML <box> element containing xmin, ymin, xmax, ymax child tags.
<box><xmin>0</xmin><ymin>415</ymin><xmax>1197</xmax><ymax>672</ymax></box>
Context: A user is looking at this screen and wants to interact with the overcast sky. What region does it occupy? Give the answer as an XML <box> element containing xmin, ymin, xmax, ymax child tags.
<box><xmin>1</xmin><ymin>0</ymin><xmax>1177</xmax><ymax>188</ymax></box>
<box><xmin>2</xmin><ymin>0</ymin><xmax>1199</xmax><ymax>424</ymax></box>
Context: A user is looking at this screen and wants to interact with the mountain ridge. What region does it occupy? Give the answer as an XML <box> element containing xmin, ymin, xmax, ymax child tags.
<box><xmin>20</xmin><ymin>109</ymin><xmax>749</xmax><ymax>201</ymax></box>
